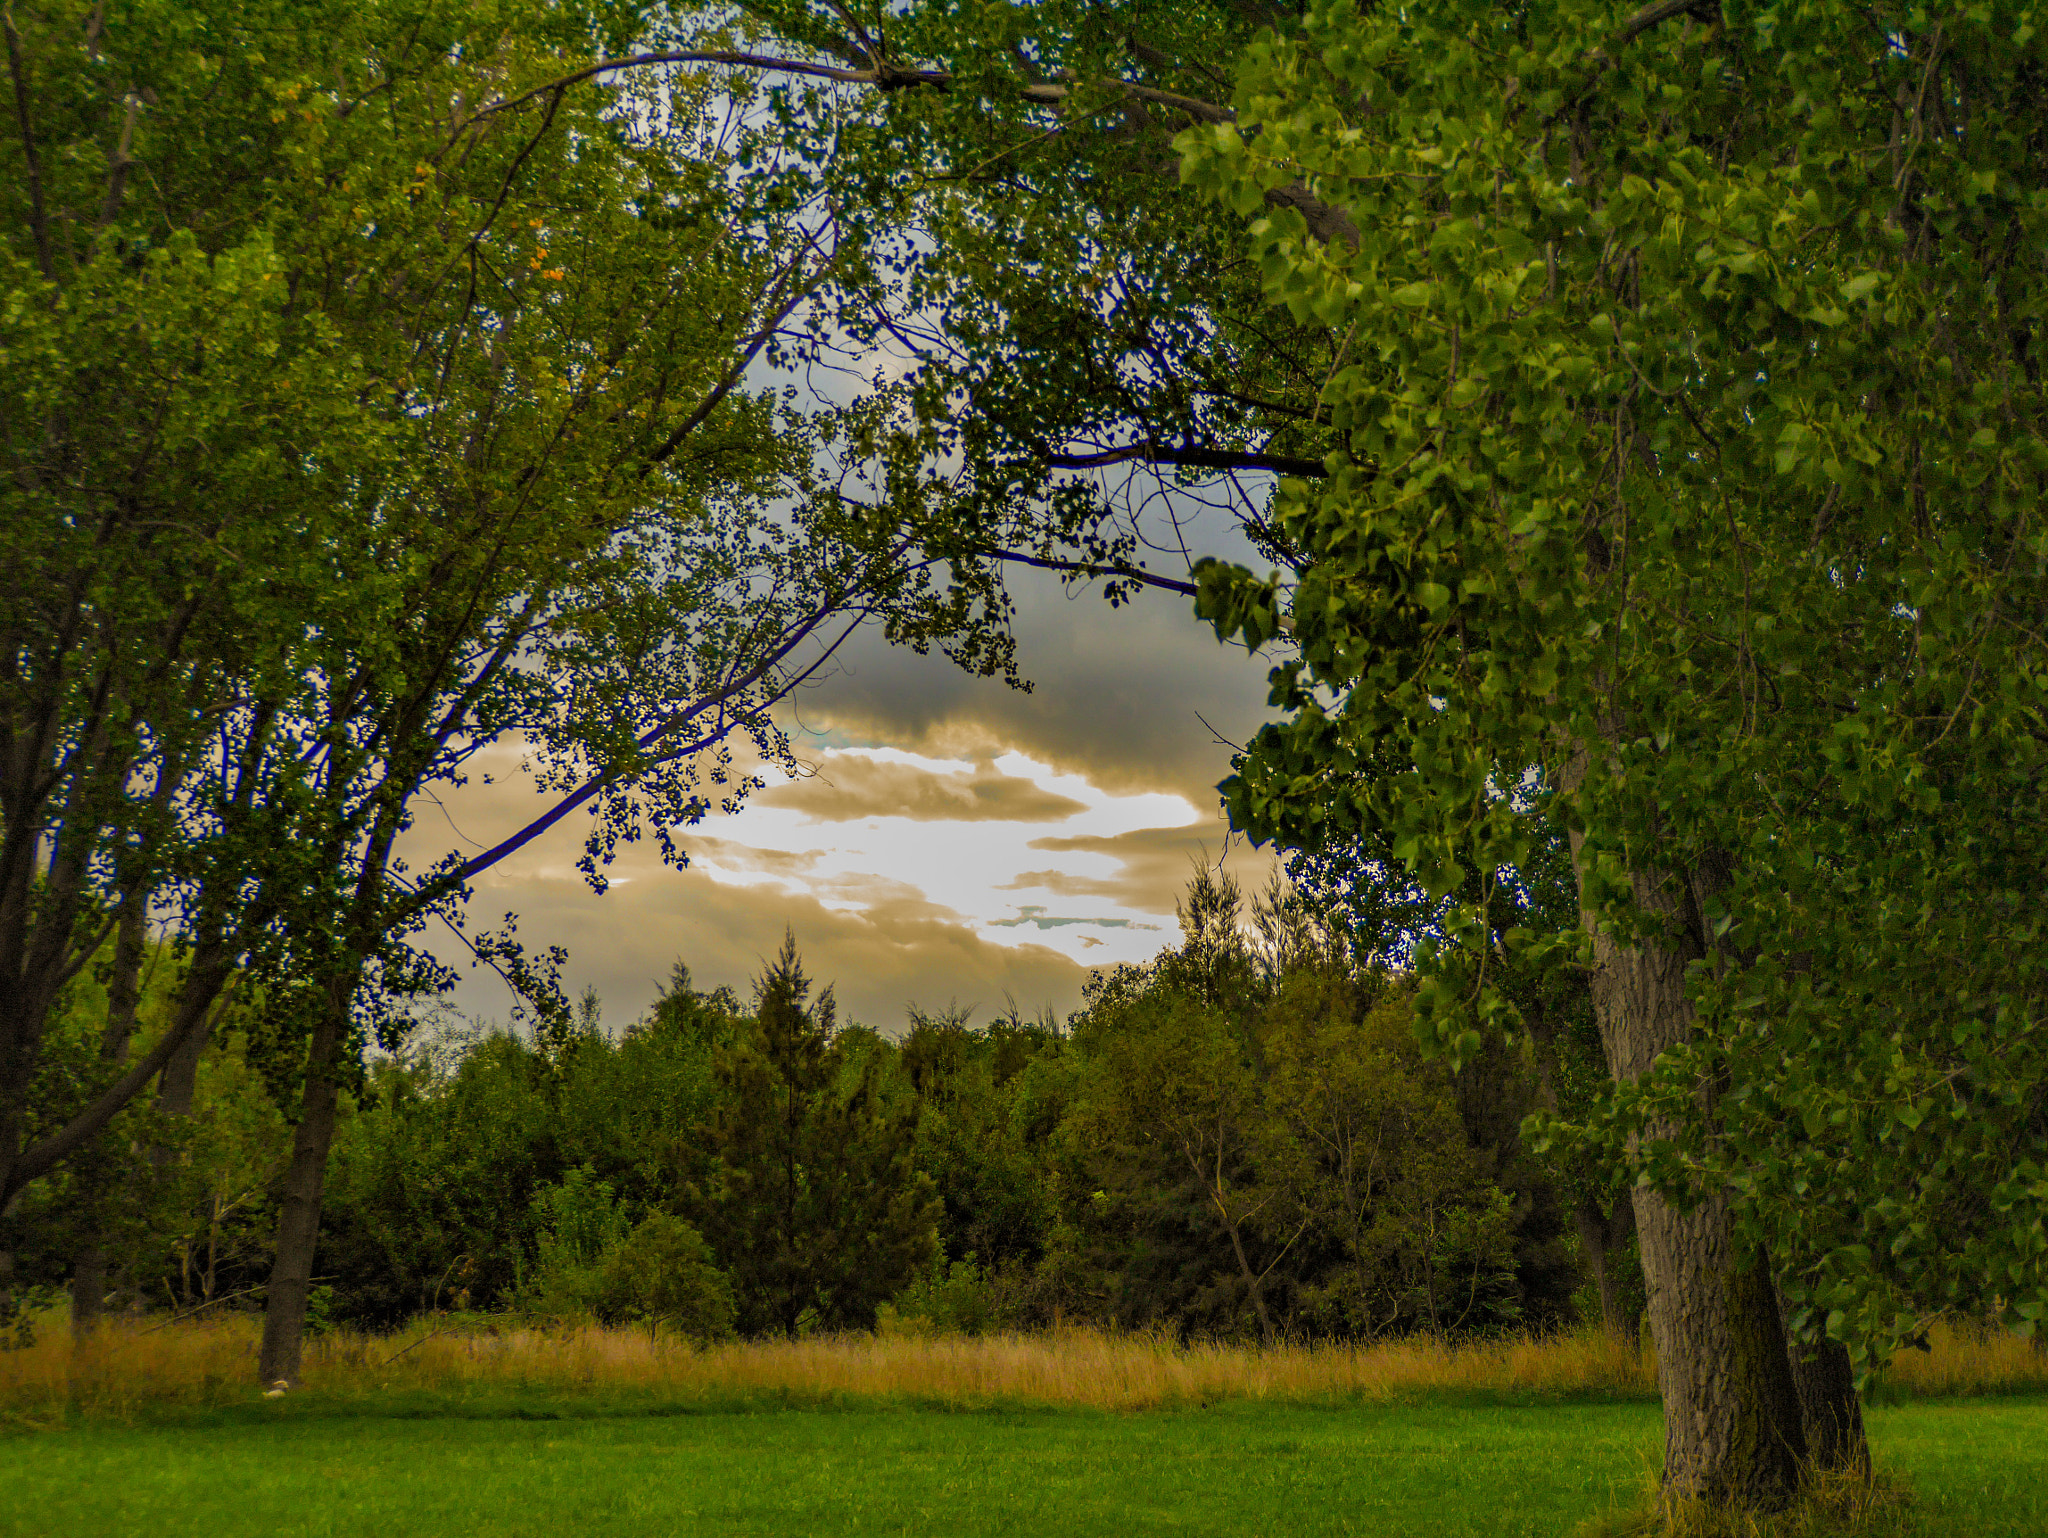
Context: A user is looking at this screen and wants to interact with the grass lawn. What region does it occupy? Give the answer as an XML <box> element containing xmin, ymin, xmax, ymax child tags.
<box><xmin>6</xmin><ymin>1396</ymin><xmax>2046</xmax><ymax>1538</ymax></box>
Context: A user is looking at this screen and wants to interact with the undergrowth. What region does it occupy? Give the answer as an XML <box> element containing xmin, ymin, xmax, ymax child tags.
<box><xmin>3</xmin><ymin>1311</ymin><xmax>2042</xmax><ymax>1429</ymax></box>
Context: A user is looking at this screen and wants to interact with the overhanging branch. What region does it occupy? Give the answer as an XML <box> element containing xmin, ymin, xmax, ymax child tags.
<box><xmin>1033</xmin><ymin>439</ymin><xmax>1327</xmax><ymax>479</ymax></box>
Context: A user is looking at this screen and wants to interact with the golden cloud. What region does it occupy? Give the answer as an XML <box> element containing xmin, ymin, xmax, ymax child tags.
<box><xmin>1011</xmin><ymin>821</ymin><xmax>1279</xmax><ymax>915</ymax></box>
<box><xmin>755</xmin><ymin>755</ymin><xmax>1088</xmax><ymax>825</ymax></box>
<box><xmin>680</xmin><ymin>836</ymin><xmax>829</xmax><ymax>876</ymax></box>
<box><xmin>452</xmin><ymin>863</ymin><xmax>1090</xmax><ymax>1033</ymax></box>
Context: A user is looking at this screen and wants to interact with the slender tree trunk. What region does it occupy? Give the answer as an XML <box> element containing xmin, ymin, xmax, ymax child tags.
<box><xmin>1775</xmin><ymin>1281</ymin><xmax>1869</xmax><ymax>1476</ymax></box>
<box><xmin>1575</xmin><ymin>1194</ymin><xmax>1640</xmax><ymax>1347</ymax></box>
<box><xmin>70</xmin><ymin>899</ymin><xmax>147</xmax><ymax>1340</ymax></box>
<box><xmin>1219</xmin><ymin>1199</ymin><xmax>1277</xmax><ymax>1345</ymax></box>
<box><xmin>1576</xmin><ymin>849</ymin><xmax>1808</xmax><ymax>1509</ymax></box>
<box><xmin>257</xmin><ymin>989</ymin><xmax>347</xmax><ymax>1387</ymax></box>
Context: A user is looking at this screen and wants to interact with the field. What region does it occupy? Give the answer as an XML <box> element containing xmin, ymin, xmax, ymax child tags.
<box><xmin>6</xmin><ymin>1320</ymin><xmax>2048</xmax><ymax>1537</ymax></box>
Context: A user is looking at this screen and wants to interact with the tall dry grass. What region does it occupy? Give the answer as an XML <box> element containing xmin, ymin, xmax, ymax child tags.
<box><xmin>5</xmin><ymin>1312</ymin><xmax>2042</xmax><ymax>1427</ymax></box>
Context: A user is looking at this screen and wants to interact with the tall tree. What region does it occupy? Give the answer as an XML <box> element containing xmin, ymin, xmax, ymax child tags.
<box><xmin>1181</xmin><ymin>0</ymin><xmax>2047</xmax><ymax>1509</ymax></box>
<box><xmin>587</xmin><ymin>0</ymin><xmax>2044</xmax><ymax>1512</ymax></box>
<box><xmin>703</xmin><ymin>934</ymin><xmax>937</xmax><ymax>1336</ymax></box>
<box><xmin>2</xmin><ymin>0</ymin><xmax>1016</xmax><ymax>1380</ymax></box>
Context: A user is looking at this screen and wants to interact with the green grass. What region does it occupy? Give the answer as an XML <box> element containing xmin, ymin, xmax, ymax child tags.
<box><xmin>6</xmin><ymin>1397</ymin><xmax>2046</xmax><ymax>1537</ymax></box>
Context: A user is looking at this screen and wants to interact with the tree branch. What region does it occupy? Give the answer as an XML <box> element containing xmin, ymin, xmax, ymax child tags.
<box><xmin>4</xmin><ymin>954</ymin><xmax>237</xmax><ymax>1204</ymax></box>
<box><xmin>1034</xmin><ymin>440</ymin><xmax>1327</xmax><ymax>479</ymax></box>
<box><xmin>3</xmin><ymin>4</ymin><xmax>54</xmax><ymax>277</ymax></box>
<box><xmin>974</xmin><ymin>547</ymin><xmax>1198</xmax><ymax>598</ymax></box>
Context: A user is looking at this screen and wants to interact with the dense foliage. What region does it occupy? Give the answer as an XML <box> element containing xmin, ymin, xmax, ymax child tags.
<box><xmin>10</xmin><ymin>879</ymin><xmax>1609</xmax><ymax>1344</ymax></box>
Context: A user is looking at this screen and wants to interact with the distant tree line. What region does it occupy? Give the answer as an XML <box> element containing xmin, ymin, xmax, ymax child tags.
<box><xmin>5</xmin><ymin>864</ymin><xmax>1640</xmax><ymax>1347</ymax></box>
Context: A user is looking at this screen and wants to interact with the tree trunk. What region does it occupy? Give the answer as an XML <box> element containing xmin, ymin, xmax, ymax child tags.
<box><xmin>1776</xmin><ymin>1281</ymin><xmax>1869</xmax><ymax>1476</ymax></box>
<box><xmin>70</xmin><ymin>899</ymin><xmax>147</xmax><ymax>1341</ymax></box>
<box><xmin>1578</xmin><ymin>850</ymin><xmax>1808</xmax><ymax>1509</ymax></box>
<box><xmin>257</xmin><ymin>991</ymin><xmax>346</xmax><ymax>1388</ymax></box>
<box><xmin>1575</xmin><ymin>1193</ymin><xmax>1640</xmax><ymax>1347</ymax></box>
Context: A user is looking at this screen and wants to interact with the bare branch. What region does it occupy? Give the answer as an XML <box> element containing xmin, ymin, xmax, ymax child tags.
<box><xmin>466</xmin><ymin>49</ymin><xmax>956</xmax><ymax>127</ymax></box>
<box><xmin>974</xmin><ymin>547</ymin><xmax>1198</xmax><ymax>598</ymax></box>
<box><xmin>1034</xmin><ymin>439</ymin><xmax>1327</xmax><ymax>479</ymax></box>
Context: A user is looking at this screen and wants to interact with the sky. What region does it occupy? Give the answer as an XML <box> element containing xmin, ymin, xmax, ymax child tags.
<box><xmin>402</xmin><ymin>189</ymin><xmax>1292</xmax><ymax>1035</ymax></box>
<box><xmin>410</xmin><ymin>544</ymin><xmax>1288</xmax><ymax>1035</ymax></box>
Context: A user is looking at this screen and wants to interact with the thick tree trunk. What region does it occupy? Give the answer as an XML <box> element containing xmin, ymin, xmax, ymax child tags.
<box><xmin>68</xmin><ymin>1244</ymin><xmax>108</xmax><ymax>1339</ymax></box>
<box><xmin>153</xmin><ymin>1021</ymin><xmax>209</xmax><ymax>1121</ymax></box>
<box><xmin>257</xmin><ymin>994</ymin><xmax>346</xmax><ymax>1388</ymax></box>
<box><xmin>1577</xmin><ymin>850</ymin><xmax>1808</xmax><ymax>1509</ymax></box>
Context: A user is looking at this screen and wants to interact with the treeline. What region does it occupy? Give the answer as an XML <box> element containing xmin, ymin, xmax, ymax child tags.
<box><xmin>9</xmin><ymin>871</ymin><xmax>1641</xmax><ymax>1345</ymax></box>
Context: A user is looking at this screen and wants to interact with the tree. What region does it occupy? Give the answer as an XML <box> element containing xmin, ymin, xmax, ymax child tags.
<box><xmin>1175</xmin><ymin>0</ymin><xmax>2047</xmax><ymax>1509</ymax></box>
<box><xmin>1289</xmin><ymin>802</ymin><xmax>1638</xmax><ymax>1341</ymax></box>
<box><xmin>702</xmin><ymin>934</ymin><xmax>937</xmax><ymax>1335</ymax></box>
<box><xmin>3</xmin><ymin>0</ymin><xmax>1016</xmax><ymax>1382</ymax></box>
<box><xmin>664</xmin><ymin>2</ymin><xmax>2038</xmax><ymax>1504</ymax></box>
<box><xmin>900</xmin><ymin>1004</ymin><xmax>1061</xmax><ymax>1290</ymax></box>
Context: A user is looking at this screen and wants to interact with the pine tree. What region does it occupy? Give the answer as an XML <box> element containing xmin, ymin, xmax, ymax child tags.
<box><xmin>703</xmin><ymin>933</ymin><xmax>936</xmax><ymax>1335</ymax></box>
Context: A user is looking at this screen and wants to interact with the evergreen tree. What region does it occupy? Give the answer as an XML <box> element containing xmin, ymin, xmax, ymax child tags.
<box><xmin>704</xmin><ymin>934</ymin><xmax>936</xmax><ymax>1336</ymax></box>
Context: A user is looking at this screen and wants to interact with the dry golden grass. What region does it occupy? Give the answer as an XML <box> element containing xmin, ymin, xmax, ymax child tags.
<box><xmin>8</xmin><ymin>1312</ymin><xmax>1651</xmax><ymax>1423</ymax></box>
<box><xmin>5</xmin><ymin>1311</ymin><xmax>2041</xmax><ymax>1427</ymax></box>
<box><xmin>1865</xmin><ymin>1317</ymin><xmax>2048</xmax><ymax>1398</ymax></box>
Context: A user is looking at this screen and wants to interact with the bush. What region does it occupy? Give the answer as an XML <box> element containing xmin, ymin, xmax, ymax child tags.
<box><xmin>514</xmin><ymin>1169</ymin><xmax>733</xmax><ymax>1341</ymax></box>
<box><xmin>587</xmin><ymin>1214</ymin><xmax>734</xmax><ymax>1342</ymax></box>
<box><xmin>879</xmin><ymin>1254</ymin><xmax>996</xmax><ymax>1337</ymax></box>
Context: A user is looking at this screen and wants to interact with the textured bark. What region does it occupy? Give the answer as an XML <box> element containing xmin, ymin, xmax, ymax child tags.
<box><xmin>256</xmin><ymin>994</ymin><xmax>346</xmax><ymax>1387</ymax></box>
<box><xmin>1776</xmin><ymin>1282</ymin><xmax>1870</xmax><ymax>1476</ymax></box>
<box><xmin>153</xmin><ymin>1022</ymin><xmax>209</xmax><ymax>1121</ymax></box>
<box><xmin>1575</xmin><ymin>847</ymin><xmax>1808</xmax><ymax>1508</ymax></box>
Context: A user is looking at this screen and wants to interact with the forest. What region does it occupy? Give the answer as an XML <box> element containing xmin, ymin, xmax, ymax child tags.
<box><xmin>8</xmin><ymin>864</ymin><xmax>1628</xmax><ymax>1350</ymax></box>
<box><xmin>4</xmin><ymin>0</ymin><xmax>2045</xmax><ymax>1531</ymax></box>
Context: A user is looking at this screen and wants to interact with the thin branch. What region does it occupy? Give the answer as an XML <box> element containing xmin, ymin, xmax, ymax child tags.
<box><xmin>1034</xmin><ymin>440</ymin><xmax>1327</xmax><ymax>479</ymax></box>
<box><xmin>96</xmin><ymin>90</ymin><xmax>140</xmax><ymax>228</ymax></box>
<box><xmin>974</xmin><ymin>546</ymin><xmax>1198</xmax><ymax>597</ymax></box>
<box><xmin>464</xmin><ymin>49</ymin><xmax>971</xmax><ymax>130</ymax></box>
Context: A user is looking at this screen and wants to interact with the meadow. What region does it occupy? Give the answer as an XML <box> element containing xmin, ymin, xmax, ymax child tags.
<box><xmin>6</xmin><ymin>1318</ymin><xmax>2048</xmax><ymax>1537</ymax></box>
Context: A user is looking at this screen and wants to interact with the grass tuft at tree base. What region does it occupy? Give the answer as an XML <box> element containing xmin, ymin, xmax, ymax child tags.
<box><xmin>1573</xmin><ymin>1465</ymin><xmax>1916</xmax><ymax>1538</ymax></box>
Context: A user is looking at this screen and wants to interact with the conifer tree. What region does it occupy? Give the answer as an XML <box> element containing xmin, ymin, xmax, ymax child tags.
<box><xmin>704</xmin><ymin>934</ymin><xmax>936</xmax><ymax>1335</ymax></box>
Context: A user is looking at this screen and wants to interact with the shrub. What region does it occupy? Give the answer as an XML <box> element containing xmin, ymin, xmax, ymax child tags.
<box><xmin>588</xmin><ymin>1214</ymin><xmax>734</xmax><ymax>1342</ymax></box>
<box><xmin>515</xmin><ymin>1170</ymin><xmax>732</xmax><ymax>1341</ymax></box>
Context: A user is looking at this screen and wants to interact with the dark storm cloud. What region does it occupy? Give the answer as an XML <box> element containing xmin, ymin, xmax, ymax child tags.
<box><xmin>752</xmin><ymin>754</ymin><xmax>1089</xmax><ymax>824</ymax></box>
<box><xmin>779</xmin><ymin>564</ymin><xmax>1280</xmax><ymax>814</ymax></box>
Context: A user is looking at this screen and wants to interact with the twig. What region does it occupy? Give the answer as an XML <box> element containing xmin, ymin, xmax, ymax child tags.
<box><xmin>134</xmin><ymin>1284</ymin><xmax>268</xmax><ymax>1333</ymax></box>
<box><xmin>375</xmin><ymin>1324</ymin><xmax>452</xmax><ymax>1369</ymax></box>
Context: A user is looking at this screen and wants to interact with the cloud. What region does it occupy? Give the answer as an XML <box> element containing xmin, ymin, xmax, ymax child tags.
<box><xmin>753</xmin><ymin>753</ymin><xmax>1087</xmax><ymax>825</ymax></box>
<box><xmin>1007</xmin><ymin>820</ymin><xmax>1274</xmax><ymax>915</ymax></box>
<box><xmin>986</xmin><ymin>905</ymin><xmax>1161</xmax><ymax>933</ymax></box>
<box><xmin>453</xmin><ymin>862</ymin><xmax>1089</xmax><ymax>1034</ymax></box>
<box><xmin>681</xmin><ymin>836</ymin><xmax>828</xmax><ymax>877</ymax></box>
<box><xmin>401</xmin><ymin>543</ymin><xmax>1294</xmax><ymax>1033</ymax></box>
<box><xmin>776</xmin><ymin>555</ymin><xmax>1280</xmax><ymax>814</ymax></box>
